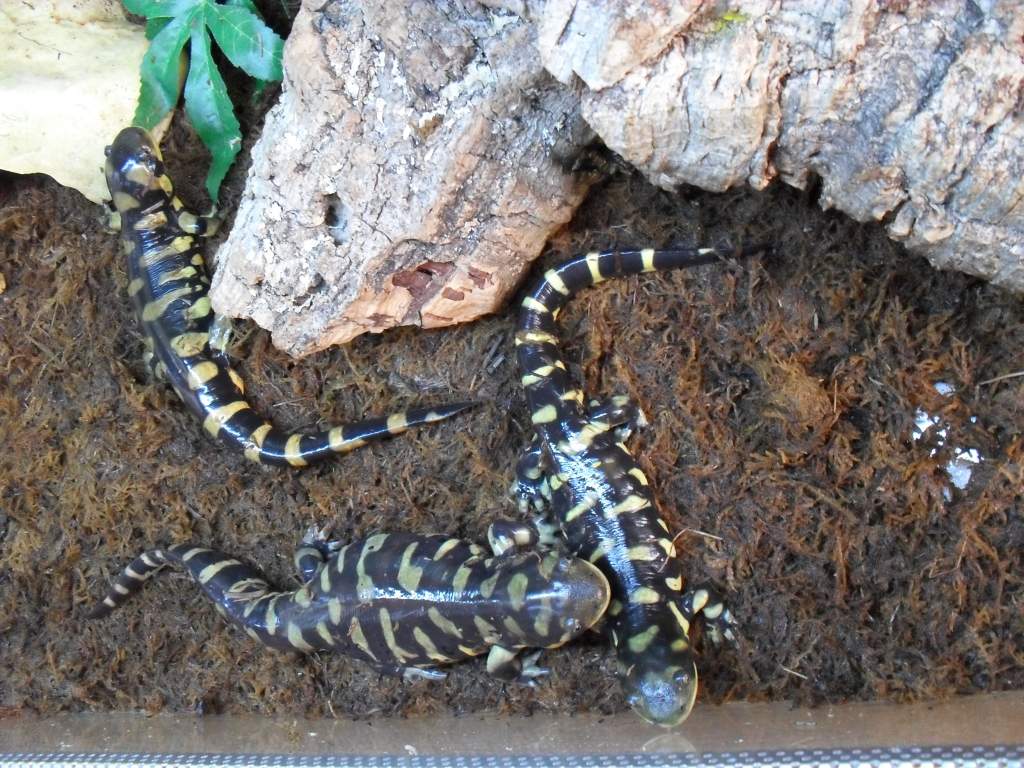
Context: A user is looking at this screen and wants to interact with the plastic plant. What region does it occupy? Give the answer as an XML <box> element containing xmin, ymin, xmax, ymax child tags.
<box><xmin>125</xmin><ymin>0</ymin><xmax>284</xmax><ymax>200</ymax></box>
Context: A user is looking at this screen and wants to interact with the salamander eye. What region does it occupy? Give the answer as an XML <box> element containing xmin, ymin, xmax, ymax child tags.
<box><xmin>104</xmin><ymin>145</ymin><xmax>112</xmax><ymax>157</ymax></box>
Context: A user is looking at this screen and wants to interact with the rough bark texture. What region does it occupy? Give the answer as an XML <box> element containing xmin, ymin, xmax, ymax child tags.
<box><xmin>529</xmin><ymin>0</ymin><xmax>1024</xmax><ymax>291</ymax></box>
<box><xmin>214</xmin><ymin>0</ymin><xmax>1023</xmax><ymax>354</ymax></box>
<box><xmin>210</xmin><ymin>1</ymin><xmax>593</xmax><ymax>357</ymax></box>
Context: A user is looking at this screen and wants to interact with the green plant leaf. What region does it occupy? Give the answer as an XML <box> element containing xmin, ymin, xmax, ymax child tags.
<box><xmin>184</xmin><ymin>26</ymin><xmax>241</xmax><ymax>200</ymax></box>
<box><xmin>134</xmin><ymin>9</ymin><xmax>196</xmax><ymax>129</ymax></box>
<box><xmin>144</xmin><ymin>17</ymin><xmax>172</xmax><ymax>39</ymax></box>
<box><xmin>205</xmin><ymin>4</ymin><xmax>284</xmax><ymax>82</ymax></box>
<box><xmin>123</xmin><ymin>0</ymin><xmax>199</xmax><ymax>19</ymax></box>
<box><xmin>223</xmin><ymin>0</ymin><xmax>261</xmax><ymax>15</ymax></box>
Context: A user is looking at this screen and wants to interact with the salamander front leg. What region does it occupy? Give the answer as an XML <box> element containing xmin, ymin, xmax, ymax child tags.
<box><xmin>486</xmin><ymin>646</ymin><xmax>548</xmax><ymax>686</ymax></box>
<box><xmin>486</xmin><ymin>520</ymin><xmax>539</xmax><ymax>556</ymax></box>
<box><xmin>678</xmin><ymin>584</ymin><xmax>739</xmax><ymax>645</ymax></box>
<box><xmin>293</xmin><ymin>525</ymin><xmax>343</xmax><ymax>583</ymax></box>
<box><xmin>206</xmin><ymin>314</ymin><xmax>235</xmax><ymax>368</ymax></box>
<box><xmin>587</xmin><ymin>394</ymin><xmax>648</xmax><ymax>441</ymax></box>
<box><xmin>512</xmin><ymin>436</ymin><xmax>552</xmax><ymax>514</ymax></box>
<box><xmin>174</xmin><ymin>205</ymin><xmax>220</xmax><ymax>237</ymax></box>
<box><xmin>368</xmin><ymin>663</ymin><xmax>447</xmax><ymax>682</ymax></box>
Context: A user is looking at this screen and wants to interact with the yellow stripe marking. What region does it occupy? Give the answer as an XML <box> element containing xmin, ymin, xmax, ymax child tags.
<box><xmin>142</xmin><ymin>287</ymin><xmax>192</xmax><ymax>322</ymax></box>
<box><xmin>626</xmin><ymin>545</ymin><xmax>659</xmax><ymax>562</ymax></box>
<box><xmin>133</xmin><ymin>211</ymin><xmax>168</xmax><ymax>231</ymax></box>
<box><xmin>473</xmin><ymin>616</ymin><xmax>498</xmax><ymax>642</ymax></box>
<box><xmin>690</xmin><ymin>588</ymin><xmax>710</xmax><ymax>612</ymax></box>
<box><xmin>433</xmin><ymin>539</ymin><xmax>462</xmax><ymax>561</ymax></box>
<box><xmin>186</xmin><ymin>361</ymin><xmax>219</xmax><ymax>389</ymax></box>
<box><xmin>265</xmin><ymin>595</ymin><xmax>281</xmax><ymax>636</ymax></box>
<box><xmin>628</xmin><ymin>467</ymin><xmax>649</xmax><ymax>485</ymax></box>
<box><xmin>386</xmin><ymin>412</ymin><xmax>408</xmax><ymax>433</ymax></box>
<box><xmin>284</xmin><ymin>434</ymin><xmax>308</xmax><ymax>467</ymax></box>
<box><xmin>379</xmin><ymin>608</ymin><xmax>415</xmax><ymax>662</ymax></box>
<box><xmin>479</xmin><ymin>572</ymin><xmax>499</xmax><ymax>599</ymax></box>
<box><xmin>665</xmin><ymin>575</ymin><xmax>683</xmax><ymax>591</ymax></box>
<box><xmin>531</xmin><ymin>404</ymin><xmax>558</xmax><ymax>424</ymax></box>
<box><xmin>503</xmin><ymin>616</ymin><xmax>525</xmax><ymax>637</ymax></box>
<box><xmin>185</xmin><ymin>296</ymin><xmax>212</xmax><ymax>320</ymax></box>
<box><xmin>544</xmin><ymin>269</ymin><xmax>569</xmax><ymax>295</ymax></box>
<box><xmin>328</xmin><ymin>426</ymin><xmax>367</xmax><ymax>453</ymax></box>
<box><xmin>413</xmin><ymin>627</ymin><xmax>448</xmax><ymax>662</ymax></box>
<box><xmin>203</xmin><ymin>401</ymin><xmax>250</xmax><ymax>437</ymax></box>
<box><xmin>319</xmin><ymin>566</ymin><xmax>332</xmax><ymax>592</ymax></box>
<box><xmin>287</xmin><ymin>623</ymin><xmax>313</xmax><ymax>652</ymax></box>
<box><xmin>181</xmin><ymin>547</ymin><xmax>209</xmax><ymax>561</ymax></box>
<box><xmin>507</xmin><ymin>573</ymin><xmax>529</xmax><ymax>612</ymax></box>
<box><xmin>657</xmin><ymin>539</ymin><xmax>678</xmax><ymax>558</ymax></box>
<box><xmin>114</xmin><ymin>583</ymin><xmax>130</xmax><ymax>595</ymax></box>
<box><xmin>127</xmin><ymin>277</ymin><xmax>145</xmax><ymax>295</ymax></box>
<box><xmin>606</xmin><ymin>494</ymin><xmax>650</xmax><ymax>517</ymax></box>
<box><xmin>641</xmin><ymin>248</ymin><xmax>656</xmax><ymax>272</ymax></box>
<box><xmin>565</xmin><ymin>494</ymin><xmax>597</xmax><ymax>523</ymax></box>
<box><xmin>451</xmin><ymin>562</ymin><xmax>474</xmax><ymax>595</ymax></box>
<box><xmin>627</xmin><ymin>625</ymin><xmax>659</xmax><ymax>653</ymax></box>
<box><xmin>226</xmin><ymin>367</ymin><xmax>245</xmax><ymax>393</ymax></box>
<box><xmin>169</xmin><ymin>332</ymin><xmax>209</xmax><ymax>357</ymax></box>
<box><xmin>669</xmin><ymin>601</ymin><xmax>691</xmax><ymax>634</ymax></box>
<box><xmin>157</xmin><ymin>266</ymin><xmax>198</xmax><ymax>285</ymax></box>
<box><xmin>198</xmin><ymin>559</ymin><xmax>238</xmax><ymax>584</ymax></box>
<box><xmin>244</xmin><ymin>423</ymin><xmax>273</xmax><ymax>463</ymax></box>
<box><xmin>125</xmin><ymin>164</ymin><xmax>152</xmax><ymax>185</ymax></box>
<box><xmin>316</xmin><ymin>621</ymin><xmax>336</xmax><ymax>646</ymax></box>
<box><xmin>113</xmin><ymin>192</ymin><xmax>140</xmax><ymax>211</ymax></box>
<box><xmin>585</xmin><ymin>252</ymin><xmax>604</xmax><ymax>283</ymax></box>
<box><xmin>428</xmin><ymin>607</ymin><xmax>462</xmax><ymax>638</ymax></box>
<box><xmin>328</xmin><ymin>598</ymin><xmax>342</xmax><ymax>625</ymax></box>
<box><xmin>521</xmin><ymin>296</ymin><xmax>549</xmax><ymax>313</ymax></box>
<box><xmin>293</xmin><ymin>587</ymin><xmax>313</xmax><ymax>608</ymax></box>
<box><xmin>630</xmin><ymin>587</ymin><xmax>661</xmax><ymax>604</ymax></box>
<box><xmin>397</xmin><ymin>543</ymin><xmax>424</xmax><ymax>593</ymax></box>
<box><xmin>348</xmin><ymin>617</ymin><xmax>376</xmax><ymax>661</ymax></box>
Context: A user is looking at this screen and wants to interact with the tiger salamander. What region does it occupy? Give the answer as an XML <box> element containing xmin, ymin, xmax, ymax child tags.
<box><xmin>514</xmin><ymin>246</ymin><xmax>757</xmax><ymax>725</ymax></box>
<box><xmin>89</xmin><ymin>521</ymin><xmax>610</xmax><ymax>681</ymax></box>
<box><xmin>104</xmin><ymin>127</ymin><xmax>469</xmax><ymax>467</ymax></box>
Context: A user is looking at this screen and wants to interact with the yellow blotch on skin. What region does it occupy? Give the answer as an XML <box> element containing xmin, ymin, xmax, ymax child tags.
<box><xmin>203</xmin><ymin>400</ymin><xmax>250</xmax><ymax>436</ymax></box>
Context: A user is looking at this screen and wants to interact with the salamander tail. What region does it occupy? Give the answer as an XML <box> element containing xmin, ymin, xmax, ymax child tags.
<box><xmin>87</xmin><ymin>548</ymin><xmax>173</xmax><ymax>619</ymax></box>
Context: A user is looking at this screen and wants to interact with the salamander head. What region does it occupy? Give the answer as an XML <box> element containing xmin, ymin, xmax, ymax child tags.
<box><xmin>614</xmin><ymin>615</ymin><xmax>699</xmax><ymax>727</ymax></box>
<box><xmin>104</xmin><ymin>127</ymin><xmax>172</xmax><ymax>212</ymax></box>
<box><xmin>622</xmin><ymin>655</ymin><xmax>698</xmax><ymax>727</ymax></box>
<box><xmin>504</xmin><ymin>552</ymin><xmax>610</xmax><ymax>648</ymax></box>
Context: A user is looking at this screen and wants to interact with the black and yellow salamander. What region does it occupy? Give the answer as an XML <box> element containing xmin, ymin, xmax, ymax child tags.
<box><xmin>89</xmin><ymin>521</ymin><xmax>610</xmax><ymax>681</ymax></box>
<box><xmin>104</xmin><ymin>127</ymin><xmax>470</xmax><ymax>466</ymax></box>
<box><xmin>514</xmin><ymin>246</ymin><xmax>759</xmax><ymax>725</ymax></box>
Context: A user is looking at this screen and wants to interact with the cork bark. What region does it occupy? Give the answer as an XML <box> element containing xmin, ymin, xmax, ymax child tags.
<box><xmin>212</xmin><ymin>0</ymin><xmax>1024</xmax><ymax>355</ymax></box>
<box><xmin>210</xmin><ymin>0</ymin><xmax>594</xmax><ymax>357</ymax></box>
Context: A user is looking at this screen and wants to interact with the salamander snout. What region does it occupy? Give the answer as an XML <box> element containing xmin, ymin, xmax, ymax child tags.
<box><xmin>104</xmin><ymin>127</ymin><xmax>167</xmax><ymax>208</ymax></box>
<box><xmin>623</xmin><ymin>659</ymin><xmax>699</xmax><ymax>727</ymax></box>
<box><xmin>559</xmin><ymin>559</ymin><xmax>611</xmax><ymax>633</ymax></box>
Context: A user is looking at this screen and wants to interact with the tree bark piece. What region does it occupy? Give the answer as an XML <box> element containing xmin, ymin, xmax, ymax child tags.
<box><xmin>530</xmin><ymin>0</ymin><xmax>1024</xmax><ymax>291</ymax></box>
<box><xmin>210</xmin><ymin>1</ymin><xmax>593</xmax><ymax>357</ymax></box>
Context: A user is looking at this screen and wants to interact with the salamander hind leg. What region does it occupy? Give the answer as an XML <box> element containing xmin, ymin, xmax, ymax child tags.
<box><xmin>587</xmin><ymin>394</ymin><xmax>648</xmax><ymax>441</ymax></box>
<box><xmin>293</xmin><ymin>525</ymin><xmax>343</xmax><ymax>583</ymax></box>
<box><xmin>486</xmin><ymin>646</ymin><xmax>549</xmax><ymax>686</ymax></box>
<box><xmin>512</xmin><ymin>436</ymin><xmax>553</xmax><ymax>514</ymax></box>
<box><xmin>679</xmin><ymin>584</ymin><xmax>739</xmax><ymax>645</ymax></box>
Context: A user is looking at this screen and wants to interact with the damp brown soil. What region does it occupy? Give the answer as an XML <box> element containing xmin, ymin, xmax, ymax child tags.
<box><xmin>1</xmin><ymin>106</ymin><xmax>1023</xmax><ymax>721</ymax></box>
